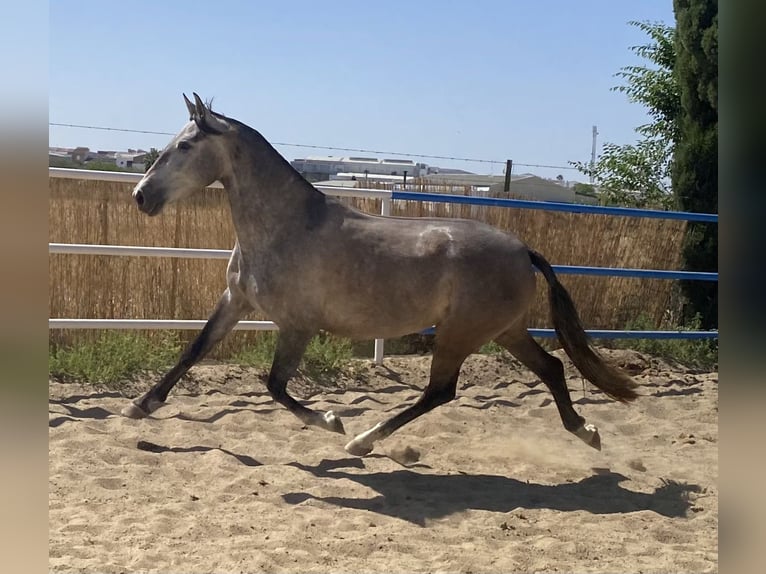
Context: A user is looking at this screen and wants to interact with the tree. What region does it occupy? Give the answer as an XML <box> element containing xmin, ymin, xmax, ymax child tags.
<box><xmin>672</xmin><ymin>0</ymin><xmax>718</xmax><ymax>329</ymax></box>
<box><xmin>143</xmin><ymin>148</ymin><xmax>160</xmax><ymax>172</ymax></box>
<box><xmin>571</xmin><ymin>21</ymin><xmax>679</xmax><ymax>209</ymax></box>
<box><xmin>85</xmin><ymin>160</ymin><xmax>128</xmax><ymax>172</ymax></box>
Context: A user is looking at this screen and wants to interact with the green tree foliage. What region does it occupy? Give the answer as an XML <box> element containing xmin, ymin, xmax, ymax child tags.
<box><xmin>144</xmin><ymin>147</ymin><xmax>160</xmax><ymax>172</ymax></box>
<box><xmin>571</xmin><ymin>21</ymin><xmax>679</xmax><ymax>209</ymax></box>
<box><xmin>49</xmin><ymin>156</ymin><xmax>78</xmax><ymax>168</ymax></box>
<box><xmin>672</xmin><ymin>0</ymin><xmax>718</xmax><ymax>329</ymax></box>
<box><xmin>85</xmin><ymin>160</ymin><xmax>128</xmax><ymax>172</ymax></box>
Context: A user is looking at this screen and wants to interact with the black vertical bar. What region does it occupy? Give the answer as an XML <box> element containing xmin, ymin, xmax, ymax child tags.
<box><xmin>504</xmin><ymin>159</ymin><xmax>513</xmax><ymax>192</ymax></box>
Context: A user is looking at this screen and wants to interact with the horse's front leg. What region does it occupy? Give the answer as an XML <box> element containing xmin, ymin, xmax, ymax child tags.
<box><xmin>121</xmin><ymin>288</ymin><xmax>252</xmax><ymax>418</ymax></box>
<box><xmin>267</xmin><ymin>329</ymin><xmax>345</xmax><ymax>434</ymax></box>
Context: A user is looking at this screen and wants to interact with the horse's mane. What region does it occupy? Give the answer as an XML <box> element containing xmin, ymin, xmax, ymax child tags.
<box><xmin>200</xmin><ymin>98</ymin><xmax>321</xmax><ymax>195</ymax></box>
<box><xmin>205</xmin><ymin>97</ymin><xmax>228</xmax><ymax>119</ymax></box>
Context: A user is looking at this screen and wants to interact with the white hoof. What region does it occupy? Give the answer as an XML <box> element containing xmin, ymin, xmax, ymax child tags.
<box><xmin>573</xmin><ymin>423</ymin><xmax>602</xmax><ymax>451</ymax></box>
<box><xmin>344</xmin><ymin>422</ymin><xmax>383</xmax><ymax>457</ymax></box>
<box><xmin>345</xmin><ymin>437</ymin><xmax>373</xmax><ymax>457</ymax></box>
<box><xmin>322</xmin><ymin>410</ymin><xmax>345</xmax><ymax>434</ymax></box>
<box><xmin>120</xmin><ymin>397</ymin><xmax>164</xmax><ymax>419</ymax></box>
<box><xmin>120</xmin><ymin>401</ymin><xmax>150</xmax><ymax>419</ymax></box>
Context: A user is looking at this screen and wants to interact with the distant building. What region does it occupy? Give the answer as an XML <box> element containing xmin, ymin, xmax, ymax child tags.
<box><xmin>115</xmin><ymin>150</ymin><xmax>147</xmax><ymax>171</ymax></box>
<box><xmin>330</xmin><ymin>172</ymin><xmax>411</xmax><ymax>184</ymax></box>
<box><xmin>408</xmin><ymin>173</ymin><xmax>599</xmax><ymax>204</ymax></box>
<box><xmin>291</xmin><ymin>155</ymin><xmax>431</xmax><ymax>181</ymax></box>
<box><xmin>48</xmin><ymin>146</ymin><xmax>148</xmax><ymax>171</ymax></box>
<box><xmin>488</xmin><ymin>175</ymin><xmax>598</xmax><ymax>204</ymax></box>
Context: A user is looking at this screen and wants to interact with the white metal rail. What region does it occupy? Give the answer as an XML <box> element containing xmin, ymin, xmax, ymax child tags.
<box><xmin>49</xmin><ymin>168</ymin><xmax>391</xmax><ymax>363</ymax></box>
<box><xmin>48</xmin><ymin>167</ymin><xmax>393</xmax><ymax>199</ymax></box>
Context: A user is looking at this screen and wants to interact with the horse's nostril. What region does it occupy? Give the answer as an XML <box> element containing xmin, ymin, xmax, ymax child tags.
<box><xmin>134</xmin><ymin>190</ymin><xmax>144</xmax><ymax>206</ymax></box>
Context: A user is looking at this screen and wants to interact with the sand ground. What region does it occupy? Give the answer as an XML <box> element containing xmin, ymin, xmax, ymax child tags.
<box><xmin>49</xmin><ymin>349</ymin><xmax>718</xmax><ymax>573</ymax></box>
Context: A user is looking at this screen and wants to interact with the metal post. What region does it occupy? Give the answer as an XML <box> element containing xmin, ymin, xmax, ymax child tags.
<box><xmin>590</xmin><ymin>126</ymin><xmax>598</xmax><ymax>184</ymax></box>
<box><xmin>380</xmin><ymin>196</ymin><xmax>392</xmax><ymax>216</ymax></box>
<box><xmin>373</xmin><ymin>196</ymin><xmax>393</xmax><ymax>365</ymax></box>
<box><xmin>504</xmin><ymin>159</ymin><xmax>513</xmax><ymax>192</ymax></box>
<box><xmin>373</xmin><ymin>338</ymin><xmax>385</xmax><ymax>365</ymax></box>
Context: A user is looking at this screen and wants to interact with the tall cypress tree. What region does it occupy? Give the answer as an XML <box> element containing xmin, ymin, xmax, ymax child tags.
<box><xmin>672</xmin><ymin>0</ymin><xmax>718</xmax><ymax>329</ymax></box>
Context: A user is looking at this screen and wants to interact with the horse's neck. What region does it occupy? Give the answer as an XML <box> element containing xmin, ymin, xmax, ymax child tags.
<box><xmin>221</xmin><ymin>136</ymin><xmax>326</xmax><ymax>248</ymax></box>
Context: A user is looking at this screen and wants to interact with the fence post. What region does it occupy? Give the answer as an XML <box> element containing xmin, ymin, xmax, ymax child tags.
<box><xmin>380</xmin><ymin>196</ymin><xmax>392</xmax><ymax>216</ymax></box>
<box><xmin>504</xmin><ymin>159</ymin><xmax>513</xmax><ymax>192</ymax></box>
<box><xmin>373</xmin><ymin>195</ymin><xmax>393</xmax><ymax>365</ymax></box>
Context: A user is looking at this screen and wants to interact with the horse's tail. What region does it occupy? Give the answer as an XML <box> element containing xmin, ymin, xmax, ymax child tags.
<box><xmin>528</xmin><ymin>249</ymin><xmax>639</xmax><ymax>402</ymax></box>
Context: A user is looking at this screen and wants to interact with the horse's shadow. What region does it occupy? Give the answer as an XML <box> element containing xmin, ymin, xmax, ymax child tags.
<box><xmin>135</xmin><ymin>440</ymin><xmax>262</xmax><ymax>467</ymax></box>
<box><xmin>49</xmin><ymin>404</ymin><xmax>114</xmax><ymax>427</ymax></box>
<box><xmin>284</xmin><ymin>457</ymin><xmax>699</xmax><ymax>526</ymax></box>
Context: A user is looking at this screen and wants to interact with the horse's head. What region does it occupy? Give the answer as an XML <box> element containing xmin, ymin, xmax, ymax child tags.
<box><xmin>132</xmin><ymin>93</ymin><xmax>231</xmax><ymax>216</ymax></box>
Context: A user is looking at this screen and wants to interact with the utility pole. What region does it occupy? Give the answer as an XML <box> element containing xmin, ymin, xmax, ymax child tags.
<box><xmin>590</xmin><ymin>125</ymin><xmax>598</xmax><ymax>184</ymax></box>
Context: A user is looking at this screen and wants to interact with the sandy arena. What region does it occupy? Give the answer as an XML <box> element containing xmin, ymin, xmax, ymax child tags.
<box><xmin>49</xmin><ymin>348</ymin><xmax>718</xmax><ymax>573</ymax></box>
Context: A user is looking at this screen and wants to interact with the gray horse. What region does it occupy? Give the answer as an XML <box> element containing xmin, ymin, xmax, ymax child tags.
<box><xmin>122</xmin><ymin>93</ymin><xmax>638</xmax><ymax>455</ymax></box>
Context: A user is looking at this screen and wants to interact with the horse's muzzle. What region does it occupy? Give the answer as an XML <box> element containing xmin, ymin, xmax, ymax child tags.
<box><xmin>133</xmin><ymin>188</ymin><xmax>146</xmax><ymax>207</ymax></box>
<box><xmin>132</xmin><ymin>185</ymin><xmax>163</xmax><ymax>216</ymax></box>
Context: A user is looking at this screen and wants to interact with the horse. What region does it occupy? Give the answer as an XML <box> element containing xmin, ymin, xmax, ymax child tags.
<box><xmin>122</xmin><ymin>93</ymin><xmax>638</xmax><ymax>455</ymax></box>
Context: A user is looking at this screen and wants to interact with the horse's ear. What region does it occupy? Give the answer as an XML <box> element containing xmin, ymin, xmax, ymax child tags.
<box><xmin>191</xmin><ymin>92</ymin><xmax>230</xmax><ymax>135</ymax></box>
<box><xmin>192</xmin><ymin>92</ymin><xmax>207</xmax><ymax>117</ymax></box>
<box><xmin>183</xmin><ymin>93</ymin><xmax>196</xmax><ymax>120</ymax></box>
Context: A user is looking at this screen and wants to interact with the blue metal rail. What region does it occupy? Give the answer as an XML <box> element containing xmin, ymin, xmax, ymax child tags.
<box><xmin>390</xmin><ymin>190</ymin><xmax>719</xmax><ymax>223</ymax></box>
<box><xmin>550</xmin><ymin>265</ymin><xmax>718</xmax><ymax>282</ymax></box>
<box><xmin>527</xmin><ymin>329</ymin><xmax>718</xmax><ymax>340</ymax></box>
<box><xmin>419</xmin><ymin>327</ymin><xmax>718</xmax><ymax>340</ymax></box>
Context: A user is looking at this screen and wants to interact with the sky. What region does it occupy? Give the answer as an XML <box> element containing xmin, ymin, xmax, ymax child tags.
<box><xmin>49</xmin><ymin>0</ymin><xmax>676</xmax><ymax>181</ymax></box>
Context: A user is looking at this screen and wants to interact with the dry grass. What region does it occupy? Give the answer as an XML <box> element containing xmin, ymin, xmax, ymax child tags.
<box><xmin>49</xmin><ymin>177</ymin><xmax>686</xmax><ymax>359</ymax></box>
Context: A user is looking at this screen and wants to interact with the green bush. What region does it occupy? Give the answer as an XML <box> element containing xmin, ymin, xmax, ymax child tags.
<box><xmin>478</xmin><ymin>340</ymin><xmax>506</xmax><ymax>355</ymax></box>
<box><xmin>304</xmin><ymin>333</ymin><xmax>354</xmax><ymax>376</ymax></box>
<box><xmin>49</xmin><ymin>331</ymin><xmax>181</xmax><ymax>385</ymax></box>
<box><xmin>231</xmin><ymin>332</ymin><xmax>279</xmax><ymax>368</ymax></box>
<box><xmin>612</xmin><ymin>313</ymin><xmax>717</xmax><ymax>369</ymax></box>
<box><xmin>233</xmin><ymin>332</ymin><xmax>353</xmax><ymax>378</ymax></box>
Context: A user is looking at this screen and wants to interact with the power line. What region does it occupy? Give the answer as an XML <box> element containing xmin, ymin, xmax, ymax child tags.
<box><xmin>50</xmin><ymin>123</ymin><xmax>175</xmax><ymax>137</ymax></box>
<box><xmin>49</xmin><ymin>121</ymin><xmax>580</xmax><ymax>171</ymax></box>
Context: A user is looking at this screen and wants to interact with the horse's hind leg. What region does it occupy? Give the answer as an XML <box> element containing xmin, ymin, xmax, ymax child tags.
<box><xmin>495</xmin><ymin>330</ymin><xmax>601</xmax><ymax>450</ymax></box>
<box><xmin>345</xmin><ymin>339</ymin><xmax>469</xmax><ymax>456</ymax></box>
<box><xmin>266</xmin><ymin>329</ymin><xmax>345</xmax><ymax>434</ymax></box>
<box><xmin>121</xmin><ymin>288</ymin><xmax>252</xmax><ymax>419</ymax></box>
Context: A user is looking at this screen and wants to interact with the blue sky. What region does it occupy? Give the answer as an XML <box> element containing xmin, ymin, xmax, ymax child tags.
<box><xmin>49</xmin><ymin>1</ymin><xmax>675</xmax><ymax>180</ymax></box>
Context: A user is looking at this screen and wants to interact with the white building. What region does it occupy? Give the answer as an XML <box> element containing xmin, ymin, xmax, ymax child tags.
<box><xmin>291</xmin><ymin>155</ymin><xmax>428</xmax><ymax>180</ymax></box>
<box><xmin>114</xmin><ymin>151</ymin><xmax>147</xmax><ymax>171</ymax></box>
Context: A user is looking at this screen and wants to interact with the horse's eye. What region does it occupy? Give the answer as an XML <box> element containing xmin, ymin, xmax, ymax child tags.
<box><xmin>177</xmin><ymin>141</ymin><xmax>192</xmax><ymax>151</ymax></box>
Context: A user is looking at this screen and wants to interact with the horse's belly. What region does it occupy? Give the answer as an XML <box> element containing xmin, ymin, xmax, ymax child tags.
<box><xmin>319</xmin><ymin>289</ymin><xmax>445</xmax><ymax>340</ymax></box>
<box><xmin>323</xmin><ymin>316</ymin><xmax>437</xmax><ymax>340</ymax></box>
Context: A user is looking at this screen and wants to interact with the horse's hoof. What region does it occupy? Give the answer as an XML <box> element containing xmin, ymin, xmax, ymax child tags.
<box><xmin>120</xmin><ymin>397</ymin><xmax>165</xmax><ymax>419</ymax></box>
<box><xmin>120</xmin><ymin>401</ymin><xmax>150</xmax><ymax>419</ymax></box>
<box><xmin>573</xmin><ymin>423</ymin><xmax>602</xmax><ymax>451</ymax></box>
<box><xmin>323</xmin><ymin>410</ymin><xmax>346</xmax><ymax>435</ymax></box>
<box><xmin>344</xmin><ymin>437</ymin><xmax>373</xmax><ymax>457</ymax></box>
